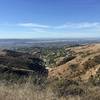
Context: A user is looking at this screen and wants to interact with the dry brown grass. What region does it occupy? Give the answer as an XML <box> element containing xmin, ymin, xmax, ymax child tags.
<box><xmin>0</xmin><ymin>81</ymin><xmax>55</xmax><ymax>100</ymax></box>
<box><xmin>0</xmin><ymin>80</ymin><xmax>82</xmax><ymax>100</ymax></box>
<box><xmin>0</xmin><ymin>77</ymin><xmax>100</xmax><ymax>100</ymax></box>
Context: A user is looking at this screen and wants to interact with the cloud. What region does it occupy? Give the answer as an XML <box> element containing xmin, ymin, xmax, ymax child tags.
<box><xmin>55</xmin><ymin>22</ymin><xmax>100</xmax><ymax>29</ymax></box>
<box><xmin>17</xmin><ymin>22</ymin><xmax>100</xmax><ymax>30</ymax></box>
<box><xmin>18</xmin><ymin>23</ymin><xmax>50</xmax><ymax>28</ymax></box>
<box><xmin>15</xmin><ymin>22</ymin><xmax>100</xmax><ymax>34</ymax></box>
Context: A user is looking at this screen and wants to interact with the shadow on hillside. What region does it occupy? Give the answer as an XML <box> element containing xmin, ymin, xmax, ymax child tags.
<box><xmin>0</xmin><ymin>49</ymin><xmax>48</xmax><ymax>83</ymax></box>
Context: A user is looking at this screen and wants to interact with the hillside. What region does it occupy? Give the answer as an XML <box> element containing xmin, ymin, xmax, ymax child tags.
<box><xmin>0</xmin><ymin>49</ymin><xmax>48</xmax><ymax>81</ymax></box>
<box><xmin>48</xmin><ymin>43</ymin><xmax>100</xmax><ymax>82</ymax></box>
<box><xmin>0</xmin><ymin>43</ymin><xmax>100</xmax><ymax>84</ymax></box>
<box><xmin>0</xmin><ymin>43</ymin><xmax>100</xmax><ymax>99</ymax></box>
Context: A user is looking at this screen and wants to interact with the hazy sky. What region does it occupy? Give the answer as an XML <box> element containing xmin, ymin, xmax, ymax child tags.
<box><xmin>0</xmin><ymin>0</ymin><xmax>100</xmax><ymax>38</ymax></box>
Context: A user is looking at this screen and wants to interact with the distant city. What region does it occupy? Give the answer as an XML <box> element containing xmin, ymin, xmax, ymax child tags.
<box><xmin>0</xmin><ymin>38</ymin><xmax>100</xmax><ymax>48</ymax></box>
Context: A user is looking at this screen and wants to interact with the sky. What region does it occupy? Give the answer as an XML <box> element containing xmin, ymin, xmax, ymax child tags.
<box><xmin>0</xmin><ymin>0</ymin><xmax>100</xmax><ymax>39</ymax></box>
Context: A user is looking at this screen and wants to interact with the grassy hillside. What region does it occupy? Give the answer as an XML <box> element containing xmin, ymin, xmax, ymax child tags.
<box><xmin>0</xmin><ymin>43</ymin><xmax>100</xmax><ymax>100</ymax></box>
